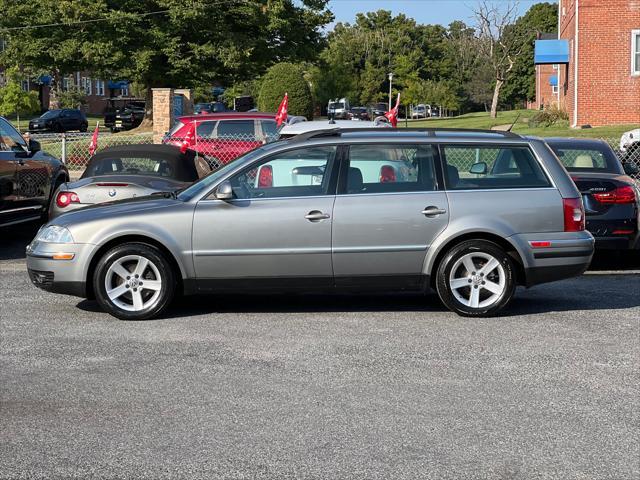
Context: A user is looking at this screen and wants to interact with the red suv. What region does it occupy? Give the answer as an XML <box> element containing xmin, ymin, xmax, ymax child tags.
<box><xmin>164</xmin><ymin>112</ymin><xmax>278</xmax><ymax>166</ymax></box>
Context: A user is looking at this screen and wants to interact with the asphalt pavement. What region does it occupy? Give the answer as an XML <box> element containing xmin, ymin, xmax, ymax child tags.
<box><xmin>1</xmin><ymin>222</ymin><xmax>639</xmax><ymax>479</ymax></box>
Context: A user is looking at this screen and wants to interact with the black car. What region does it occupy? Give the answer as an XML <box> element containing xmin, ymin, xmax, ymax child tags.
<box><xmin>349</xmin><ymin>107</ymin><xmax>370</xmax><ymax>121</ymax></box>
<box><xmin>546</xmin><ymin>138</ymin><xmax>640</xmax><ymax>250</ymax></box>
<box><xmin>28</xmin><ymin>109</ymin><xmax>88</xmax><ymax>133</ymax></box>
<box><xmin>370</xmin><ymin>102</ymin><xmax>388</xmax><ymax>118</ymax></box>
<box><xmin>194</xmin><ymin>102</ymin><xmax>226</xmax><ymax>114</ymax></box>
<box><xmin>0</xmin><ymin>116</ymin><xmax>69</xmax><ymax>226</ymax></box>
<box><xmin>112</xmin><ymin>102</ymin><xmax>146</xmax><ymax>132</ymax></box>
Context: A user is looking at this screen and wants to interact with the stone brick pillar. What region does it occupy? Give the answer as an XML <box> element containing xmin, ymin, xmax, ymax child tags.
<box><xmin>152</xmin><ymin>88</ymin><xmax>174</xmax><ymax>144</ymax></box>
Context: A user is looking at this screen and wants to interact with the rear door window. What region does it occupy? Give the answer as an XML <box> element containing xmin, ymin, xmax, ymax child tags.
<box><xmin>217</xmin><ymin>120</ymin><xmax>256</xmax><ymax>140</ymax></box>
<box><xmin>442</xmin><ymin>145</ymin><xmax>550</xmax><ymax>190</ymax></box>
<box><xmin>340</xmin><ymin>144</ymin><xmax>438</xmax><ymax>194</ymax></box>
<box><xmin>196</xmin><ymin>121</ymin><xmax>217</xmax><ymax>138</ymax></box>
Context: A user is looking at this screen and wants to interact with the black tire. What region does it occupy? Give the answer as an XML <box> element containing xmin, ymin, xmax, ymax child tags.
<box><xmin>435</xmin><ymin>240</ymin><xmax>516</xmax><ymax>317</ymax></box>
<box><xmin>93</xmin><ymin>242</ymin><xmax>176</xmax><ymax>320</ymax></box>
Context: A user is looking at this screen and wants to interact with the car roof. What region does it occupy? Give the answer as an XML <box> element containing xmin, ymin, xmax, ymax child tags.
<box><xmin>280</xmin><ymin>120</ymin><xmax>388</xmax><ymax>136</ymax></box>
<box><xmin>178</xmin><ymin>112</ymin><xmax>275</xmax><ymax>122</ymax></box>
<box><xmin>543</xmin><ymin>137</ymin><xmax>610</xmax><ymax>147</ymax></box>
<box><xmin>90</xmin><ymin>144</ymin><xmax>188</xmax><ymax>159</ymax></box>
<box><xmin>281</xmin><ymin>127</ymin><xmax>525</xmax><ymax>143</ymax></box>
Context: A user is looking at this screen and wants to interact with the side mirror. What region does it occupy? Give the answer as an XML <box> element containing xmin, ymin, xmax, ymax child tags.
<box><xmin>214</xmin><ymin>181</ymin><xmax>233</xmax><ymax>200</ymax></box>
<box><xmin>28</xmin><ymin>138</ymin><xmax>41</xmax><ymax>155</ymax></box>
<box><xmin>469</xmin><ymin>162</ymin><xmax>488</xmax><ymax>175</ymax></box>
<box><xmin>623</xmin><ymin>162</ymin><xmax>639</xmax><ymax>176</ymax></box>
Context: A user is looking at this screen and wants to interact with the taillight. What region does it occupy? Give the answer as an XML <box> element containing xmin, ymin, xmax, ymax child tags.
<box><xmin>56</xmin><ymin>191</ymin><xmax>80</xmax><ymax>208</ymax></box>
<box><xmin>258</xmin><ymin>165</ymin><xmax>273</xmax><ymax>188</ymax></box>
<box><xmin>379</xmin><ymin>165</ymin><xmax>396</xmax><ymax>183</ymax></box>
<box><xmin>563</xmin><ymin>197</ymin><xmax>585</xmax><ymax>232</ymax></box>
<box><xmin>592</xmin><ymin>186</ymin><xmax>636</xmax><ymax>204</ymax></box>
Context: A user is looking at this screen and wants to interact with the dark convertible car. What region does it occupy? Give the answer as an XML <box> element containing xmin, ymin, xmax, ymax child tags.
<box><xmin>0</xmin><ymin>117</ymin><xmax>68</xmax><ymax>227</ymax></box>
<box><xmin>49</xmin><ymin>144</ymin><xmax>211</xmax><ymax>218</ymax></box>
<box><xmin>546</xmin><ymin>138</ymin><xmax>640</xmax><ymax>251</ymax></box>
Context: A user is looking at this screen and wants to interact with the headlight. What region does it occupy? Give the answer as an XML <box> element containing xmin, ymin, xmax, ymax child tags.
<box><xmin>36</xmin><ymin>225</ymin><xmax>74</xmax><ymax>243</ymax></box>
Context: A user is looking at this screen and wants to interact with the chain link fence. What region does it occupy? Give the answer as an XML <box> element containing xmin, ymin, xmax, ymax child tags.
<box><xmin>31</xmin><ymin>129</ymin><xmax>640</xmax><ymax>181</ymax></box>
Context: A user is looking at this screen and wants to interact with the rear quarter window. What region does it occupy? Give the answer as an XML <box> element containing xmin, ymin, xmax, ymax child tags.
<box><xmin>443</xmin><ymin>145</ymin><xmax>551</xmax><ymax>190</ymax></box>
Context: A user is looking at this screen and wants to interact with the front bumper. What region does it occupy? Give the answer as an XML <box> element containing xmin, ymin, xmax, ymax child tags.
<box><xmin>26</xmin><ymin>240</ymin><xmax>97</xmax><ymax>298</ymax></box>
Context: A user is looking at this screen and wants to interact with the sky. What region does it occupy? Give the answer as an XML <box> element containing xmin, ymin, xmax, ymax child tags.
<box><xmin>326</xmin><ymin>0</ymin><xmax>558</xmax><ymax>28</ymax></box>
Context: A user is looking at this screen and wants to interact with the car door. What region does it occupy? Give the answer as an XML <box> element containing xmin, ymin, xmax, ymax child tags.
<box><xmin>331</xmin><ymin>143</ymin><xmax>449</xmax><ymax>289</ymax></box>
<box><xmin>0</xmin><ymin>148</ymin><xmax>17</xmax><ymax>222</ymax></box>
<box><xmin>191</xmin><ymin>145</ymin><xmax>340</xmax><ymax>291</ymax></box>
<box><xmin>0</xmin><ymin>118</ymin><xmax>50</xmax><ymax>215</ymax></box>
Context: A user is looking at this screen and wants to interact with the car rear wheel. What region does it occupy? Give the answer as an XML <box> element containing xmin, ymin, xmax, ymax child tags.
<box><xmin>436</xmin><ymin>240</ymin><xmax>516</xmax><ymax>317</ymax></box>
<box><xmin>94</xmin><ymin>243</ymin><xmax>175</xmax><ymax>320</ymax></box>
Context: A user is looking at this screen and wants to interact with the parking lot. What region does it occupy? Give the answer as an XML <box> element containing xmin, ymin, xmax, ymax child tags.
<box><xmin>1</xmin><ymin>223</ymin><xmax>639</xmax><ymax>479</ymax></box>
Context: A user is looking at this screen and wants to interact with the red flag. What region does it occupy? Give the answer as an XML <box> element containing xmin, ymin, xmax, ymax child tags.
<box><xmin>88</xmin><ymin>122</ymin><xmax>100</xmax><ymax>156</ymax></box>
<box><xmin>275</xmin><ymin>93</ymin><xmax>288</xmax><ymax>127</ymax></box>
<box><xmin>180</xmin><ymin>122</ymin><xmax>196</xmax><ymax>154</ymax></box>
<box><xmin>384</xmin><ymin>93</ymin><xmax>401</xmax><ymax>127</ymax></box>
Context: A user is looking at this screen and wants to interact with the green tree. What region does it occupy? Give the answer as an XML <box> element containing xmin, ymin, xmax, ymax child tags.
<box><xmin>57</xmin><ymin>87</ymin><xmax>87</xmax><ymax>109</ymax></box>
<box><xmin>258</xmin><ymin>63</ymin><xmax>313</xmax><ymax>119</ymax></box>
<box><xmin>0</xmin><ymin>68</ymin><xmax>40</xmax><ymax>130</ymax></box>
<box><xmin>501</xmin><ymin>2</ymin><xmax>558</xmax><ymax>106</ymax></box>
<box><xmin>0</xmin><ymin>0</ymin><xmax>332</xmax><ymax>122</ymax></box>
<box><xmin>313</xmin><ymin>10</ymin><xmax>453</xmax><ymax>108</ymax></box>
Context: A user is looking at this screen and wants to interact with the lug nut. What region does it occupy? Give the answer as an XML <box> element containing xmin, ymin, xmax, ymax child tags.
<box><xmin>126</xmin><ymin>276</ymin><xmax>130</xmax><ymax>280</ymax></box>
<box><xmin>125</xmin><ymin>284</ymin><xmax>130</xmax><ymax>288</ymax></box>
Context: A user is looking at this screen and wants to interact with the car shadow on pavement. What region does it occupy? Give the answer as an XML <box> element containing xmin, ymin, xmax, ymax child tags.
<box><xmin>0</xmin><ymin>221</ymin><xmax>42</xmax><ymax>261</ymax></box>
<box><xmin>76</xmin><ymin>278</ymin><xmax>640</xmax><ymax>320</ymax></box>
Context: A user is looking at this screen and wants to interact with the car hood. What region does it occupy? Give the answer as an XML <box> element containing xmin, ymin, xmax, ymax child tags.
<box><xmin>53</xmin><ymin>196</ymin><xmax>185</xmax><ymax>228</ymax></box>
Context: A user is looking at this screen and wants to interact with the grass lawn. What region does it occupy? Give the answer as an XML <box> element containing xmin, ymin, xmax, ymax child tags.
<box><xmin>404</xmin><ymin>109</ymin><xmax>637</xmax><ymax>140</ymax></box>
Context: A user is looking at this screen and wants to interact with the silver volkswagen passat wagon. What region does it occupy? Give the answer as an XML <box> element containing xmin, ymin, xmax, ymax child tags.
<box><xmin>27</xmin><ymin>129</ymin><xmax>594</xmax><ymax>320</ymax></box>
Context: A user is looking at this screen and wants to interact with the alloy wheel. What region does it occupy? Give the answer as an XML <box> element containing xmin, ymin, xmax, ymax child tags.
<box><xmin>104</xmin><ymin>255</ymin><xmax>162</xmax><ymax>312</ymax></box>
<box><xmin>448</xmin><ymin>252</ymin><xmax>506</xmax><ymax>309</ymax></box>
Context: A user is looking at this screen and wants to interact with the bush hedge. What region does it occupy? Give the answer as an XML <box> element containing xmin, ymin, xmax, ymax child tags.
<box><xmin>258</xmin><ymin>63</ymin><xmax>313</xmax><ymax>120</ymax></box>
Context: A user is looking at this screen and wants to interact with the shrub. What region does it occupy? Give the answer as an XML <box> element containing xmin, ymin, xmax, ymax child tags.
<box><xmin>258</xmin><ymin>63</ymin><xmax>313</xmax><ymax>120</ymax></box>
<box><xmin>529</xmin><ymin>104</ymin><xmax>569</xmax><ymax>128</ymax></box>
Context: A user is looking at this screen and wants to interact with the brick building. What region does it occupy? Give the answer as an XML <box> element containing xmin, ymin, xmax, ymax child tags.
<box><xmin>534</xmin><ymin>0</ymin><xmax>640</xmax><ymax>127</ymax></box>
<box><xmin>530</xmin><ymin>34</ymin><xmax>562</xmax><ymax>110</ymax></box>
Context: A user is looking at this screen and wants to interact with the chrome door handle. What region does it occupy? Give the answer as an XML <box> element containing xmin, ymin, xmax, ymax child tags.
<box><xmin>305</xmin><ymin>210</ymin><xmax>330</xmax><ymax>222</ymax></box>
<box><xmin>422</xmin><ymin>206</ymin><xmax>447</xmax><ymax>217</ymax></box>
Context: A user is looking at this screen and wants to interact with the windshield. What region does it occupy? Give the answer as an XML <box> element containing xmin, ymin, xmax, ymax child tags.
<box><xmin>177</xmin><ymin>146</ymin><xmax>270</xmax><ymax>201</ymax></box>
<box><xmin>40</xmin><ymin>110</ymin><xmax>60</xmax><ymax>119</ymax></box>
<box><xmin>329</xmin><ymin>102</ymin><xmax>345</xmax><ymax>110</ymax></box>
<box><xmin>166</xmin><ymin>121</ymin><xmax>185</xmax><ymax>137</ymax></box>
<box><xmin>549</xmin><ymin>143</ymin><xmax>623</xmax><ymax>174</ymax></box>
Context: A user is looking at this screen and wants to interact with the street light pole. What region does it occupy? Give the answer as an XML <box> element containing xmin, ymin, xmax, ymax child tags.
<box><xmin>388</xmin><ymin>72</ymin><xmax>394</xmax><ymax>111</ymax></box>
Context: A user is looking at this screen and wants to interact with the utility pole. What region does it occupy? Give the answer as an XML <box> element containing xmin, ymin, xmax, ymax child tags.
<box><xmin>388</xmin><ymin>72</ymin><xmax>394</xmax><ymax>111</ymax></box>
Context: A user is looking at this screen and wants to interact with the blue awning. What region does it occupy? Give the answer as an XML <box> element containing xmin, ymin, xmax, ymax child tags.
<box><xmin>534</xmin><ymin>40</ymin><xmax>569</xmax><ymax>64</ymax></box>
<box><xmin>37</xmin><ymin>75</ymin><xmax>52</xmax><ymax>86</ymax></box>
<box><xmin>108</xmin><ymin>80</ymin><xmax>129</xmax><ymax>89</ymax></box>
<box><xmin>549</xmin><ymin>75</ymin><xmax>558</xmax><ymax>87</ymax></box>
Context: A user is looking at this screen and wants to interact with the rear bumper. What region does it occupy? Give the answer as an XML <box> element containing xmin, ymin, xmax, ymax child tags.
<box><xmin>508</xmin><ymin>232</ymin><xmax>595</xmax><ymax>287</ymax></box>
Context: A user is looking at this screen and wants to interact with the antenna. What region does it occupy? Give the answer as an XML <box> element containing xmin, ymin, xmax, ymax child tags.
<box><xmin>506</xmin><ymin>113</ymin><xmax>521</xmax><ymax>132</ymax></box>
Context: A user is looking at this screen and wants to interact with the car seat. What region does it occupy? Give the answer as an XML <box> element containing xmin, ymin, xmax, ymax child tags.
<box><xmin>574</xmin><ymin>154</ymin><xmax>595</xmax><ymax>168</ymax></box>
<box><xmin>347</xmin><ymin>167</ymin><xmax>364</xmax><ymax>193</ymax></box>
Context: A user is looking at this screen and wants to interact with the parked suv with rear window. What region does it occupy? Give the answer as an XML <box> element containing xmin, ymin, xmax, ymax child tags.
<box><xmin>27</xmin><ymin>128</ymin><xmax>593</xmax><ymax>320</ymax></box>
<box><xmin>164</xmin><ymin>112</ymin><xmax>277</xmax><ymax>167</ymax></box>
<box><xmin>28</xmin><ymin>109</ymin><xmax>88</xmax><ymax>133</ymax></box>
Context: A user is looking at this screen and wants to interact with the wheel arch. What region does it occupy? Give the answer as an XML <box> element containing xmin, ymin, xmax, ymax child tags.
<box><xmin>427</xmin><ymin>231</ymin><xmax>526</xmax><ymax>287</ymax></box>
<box><xmin>85</xmin><ymin>235</ymin><xmax>185</xmax><ymax>300</ymax></box>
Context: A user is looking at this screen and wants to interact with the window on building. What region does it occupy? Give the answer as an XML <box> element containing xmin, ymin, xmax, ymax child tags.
<box><xmin>21</xmin><ymin>79</ymin><xmax>29</xmax><ymax>92</ymax></box>
<box><xmin>633</xmin><ymin>30</ymin><xmax>640</xmax><ymax>76</ymax></box>
<box><xmin>96</xmin><ymin>79</ymin><xmax>105</xmax><ymax>96</ymax></box>
<box><xmin>121</xmin><ymin>84</ymin><xmax>129</xmax><ymax>96</ymax></box>
<box><xmin>552</xmin><ymin>64</ymin><xmax>558</xmax><ymax>70</ymax></box>
<box><xmin>85</xmin><ymin>77</ymin><xmax>92</xmax><ymax>95</ymax></box>
<box><xmin>552</xmin><ymin>85</ymin><xmax>559</xmax><ymax>95</ymax></box>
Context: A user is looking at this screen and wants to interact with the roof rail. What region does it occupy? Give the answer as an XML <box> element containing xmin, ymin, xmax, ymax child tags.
<box><xmin>288</xmin><ymin>127</ymin><xmax>522</xmax><ymax>142</ymax></box>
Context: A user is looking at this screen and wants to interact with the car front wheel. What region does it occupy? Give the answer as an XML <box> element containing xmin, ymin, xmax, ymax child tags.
<box><xmin>94</xmin><ymin>243</ymin><xmax>175</xmax><ymax>320</ymax></box>
<box><xmin>436</xmin><ymin>240</ymin><xmax>516</xmax><ymax>317</ymax></box>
